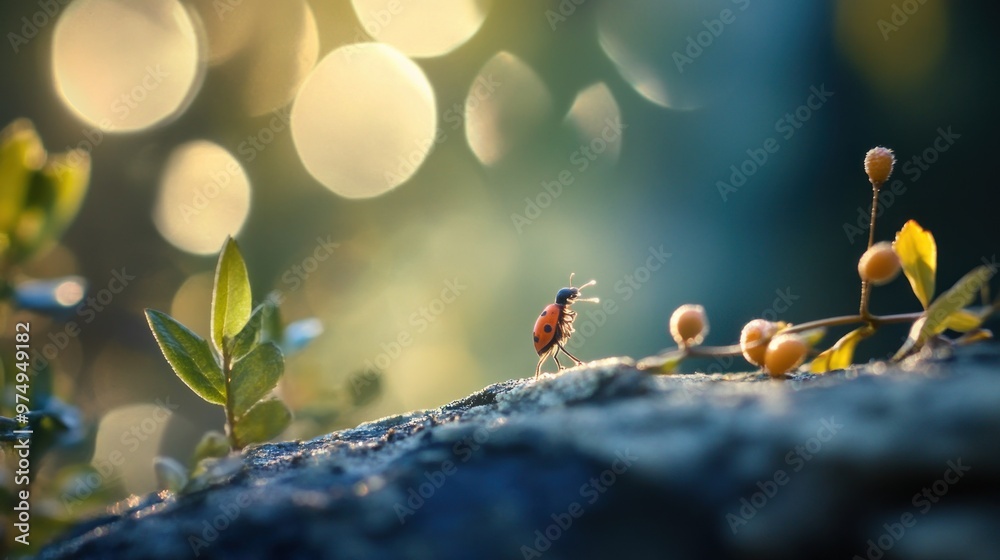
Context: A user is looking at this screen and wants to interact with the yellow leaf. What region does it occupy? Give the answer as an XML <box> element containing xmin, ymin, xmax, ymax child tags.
<box><xmin>798</xmin><ymin>327</ymin><xmax>827</xmax><ymax>349</ymax></box>
<box><xmin>810</xmin><ymin>325</ymin><xmax>875</xmax><ymax>373</ymax></box>
<box><xmin>0</xmin><ymin>119</ymin><xmax>46</xmax><ymax>236</ymax></box>
<box><xmin>636</xmin><ymin>350</ymin><xmax>686</xmax><ymax>373</ymax></box>
<box><xmin>11</xmin><ymin>150</ymin><xmax>91</xmax><ymax>261</ymax></box>
<box><xmin>956</xmin><ymin>329</ymin><xmax>992</xmax><ymax>346</ymax></box>
<box><xmin>893</xmin><ymin>220</ymin><xmax>937</xmax><ymax>309</ymax></box>
<box><xmin>941</xmin><ymin>309</ymin><xmax>983</xmax><ymax>333</ymax></box>
<box><xmin>924</xmin><ymin>266</ymin><xmax>995</xmax><ymax>337</ymax></box>
<box><xmin>894</xmin><ymin>265</ymin><xmax>996</xmax><ymax>360</ymax></box>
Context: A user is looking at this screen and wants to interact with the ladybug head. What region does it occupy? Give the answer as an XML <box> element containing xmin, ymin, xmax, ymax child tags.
<box><xmin>555</xmin><ymin>287</ymin><xmax>579</xmax><ymax>305</ymax></box>
<box><xmin>555</xmin><ymin>273</ymin><xmax>599</xmax><ymax>305</ymax></box>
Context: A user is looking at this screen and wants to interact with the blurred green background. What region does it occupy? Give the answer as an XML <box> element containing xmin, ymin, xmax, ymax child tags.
<box><xmin>1</xmin><ymin>0</ymin><xmax>998</xmax><ymax>501</ymax></box>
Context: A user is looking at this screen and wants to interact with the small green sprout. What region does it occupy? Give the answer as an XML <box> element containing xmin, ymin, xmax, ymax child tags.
<box><xmin>639</xmin><ymin>145</ymin><xmax>997</xmax><ymax>376</ymax></box>
<box><xmin>145</xmin><ymin>237</ymin><xmax>292</xmax><ymax>451</ymax></box>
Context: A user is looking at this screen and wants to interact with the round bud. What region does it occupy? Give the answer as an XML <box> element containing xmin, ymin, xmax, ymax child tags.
<box><xmin>740</xmin><ymin>319</ymin><xmax>778</xmax><ymax>367</ymax></box>
<box><xmin>764</xmin><ymin>334</ymin><xmax>807</xmax><ymax>377</ymax></box>
<box><xmin>858</xmin><ymin>241</ymin><xmax>901</xmax><ymax>285</ymax></box>
<box><xmin>669</xmin><ymin>304</ymin><xmax>709</xmax><ymax>347</ymax></box>
<box><xmin>864</xmin><ymin>146</ymin><xmax>895</xmax><ymax>186</ymax></box>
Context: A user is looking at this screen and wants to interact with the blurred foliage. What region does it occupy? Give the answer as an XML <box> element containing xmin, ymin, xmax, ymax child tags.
<box><xmin>0</xmin><ymin>118</ymin><xmax>91</xmax><ymax>554</ymax></box>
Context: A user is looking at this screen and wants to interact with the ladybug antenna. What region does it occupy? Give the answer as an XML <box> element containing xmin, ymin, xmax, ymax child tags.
<box><xmin>576</xmin><ymin>278</ymin><xmax>599</xmax><ymax>303</ymax></box>
<box><xmin>568</xmin><ymin>272</ymin><xmax>575</xmax><ymax>288</ymax></box>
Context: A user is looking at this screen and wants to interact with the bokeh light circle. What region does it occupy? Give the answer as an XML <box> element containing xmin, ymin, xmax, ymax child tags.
<box><xmin>597</xmin><ymin>0</ymin><xmax>740</xmax><ymax>110</ymax></box>
<box><xmin>350</xmin><ymin>0</ymin><xmax>493</xmax><ymax>58</ymax></box>
<box><xmin>464</xmin><ymin>52</ymin><xmax>553</xmax><ymax>166</ymax></box>
<box><xmin>565</xmin><ymin>82</ymin><xmax>623</xmax><ymax>165</ymax></box>
<box><xmin>92</xmin><ymin>403</ymin><xmax>173</xmax><ymax>494</ymax></box>
<box><xmin>52</xmin><ymin>0</ymin><xmax>203</xmax><ymax>132</ymax></box>
<box><xmin>153</xmin><ymin>141</ymin><xmax>251</xmax><ymax>255</ymax></box>
<box><xmin>291</xmin><ymin>43</ymin><xmax>437</xmax><ymax>199</ymax></box>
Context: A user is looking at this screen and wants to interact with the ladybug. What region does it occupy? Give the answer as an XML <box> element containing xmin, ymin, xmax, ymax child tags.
<box><xmin>532</xmin><ymin>273</ymin><xmax>599</xmax><ymax>379</ymax></box>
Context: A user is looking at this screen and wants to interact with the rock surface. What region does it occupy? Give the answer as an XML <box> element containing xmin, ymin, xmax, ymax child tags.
<box><xmin>38</xmin><ymin>345</ymin><xmax>1000</xmax><ymax>560</ymax></box>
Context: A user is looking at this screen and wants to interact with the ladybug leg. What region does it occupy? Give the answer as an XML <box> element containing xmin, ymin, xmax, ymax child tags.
<box><xmin>558</xmin><ymin>344</ymin><xmax>584</xmax><ymax>366</ymax></box>
<box><xmin>553</xmin><ymin>353</ymin><xmax>565</xmax><ymax>370</ymax></box>
<box><xmin>534</xmin><ymin>347</ymin><xmax>555</xmax><ymax>379</ymax></box>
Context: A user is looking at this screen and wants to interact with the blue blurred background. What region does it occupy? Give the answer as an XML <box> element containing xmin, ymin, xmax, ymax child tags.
<box><xmin>1</xmin><ymin>0</ymin><xmax>997</xmax><ymax>494</ymax></box>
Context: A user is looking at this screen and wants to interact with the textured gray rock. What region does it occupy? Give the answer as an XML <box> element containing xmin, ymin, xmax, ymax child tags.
<box><xmin>38</xmin><ymin>345</ymin><xmax>1000</xmax><ymax>560</ymax></box>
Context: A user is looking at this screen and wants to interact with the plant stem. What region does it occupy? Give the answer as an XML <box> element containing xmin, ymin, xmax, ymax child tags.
<box><xmin>682</xmin><ymin>311</ymin><xmax>924</xmax><ymax>359</ymax></box>
<box><xmin>859</xmin><ymin>182</ymin><xmax>882</xmax><ymax>321</ymax></box>
<box><xmin>222</xmin><ymin>349</ymin><xmax>239</xmax><ymax>450</ymax></box>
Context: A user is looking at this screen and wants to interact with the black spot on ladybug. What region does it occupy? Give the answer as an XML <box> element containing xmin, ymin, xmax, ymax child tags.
<box><xmin>540</xmin><ymin>310</ymin><xmax>547</xmax><ymax>316</ymax></box>
<box><xmin>544</xmin><ymin>324</ymin><xmax>553</xmax><ymax>333</ymax></box>
<box><xmin>533</xmin><ymin>335</ymin><xmax>539</xmax><ymax>342</ymax></box>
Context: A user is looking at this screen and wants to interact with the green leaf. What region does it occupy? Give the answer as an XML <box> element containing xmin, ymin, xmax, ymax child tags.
<box><xmin>232</xmin><ymin>398</ymin><xmax>291</xmax><ymax>447</ymax></box>
<box><xmin>230</xmin><ymin>302</ymin><xmax>269</xmax><ymax>360</ymax></box>
<box><xmin>230</xmin><ymin>342</ymin><xmax>284</xmax><ymax>418</ymax></box>
<box><xmin>211</xmin><ymin>237</ymin><xmax>252</xmax><ymax>355</ymax></box>
<box><xmin>924</xmin><ymin>266</ymin><xmax>995</xmax><ymax>338</ymax></box>
<box><xmin>894</xmin><ymin>265</ymin><xmax>996</xmax><ymax>359</ymax></box>
<box><xmin>191</xmin><ymin>430</ymin><xmax>231</xmax><ymax>466</ymax></box>
<box><xmin>810</xmin><ymin>326</ymin><xmax>875</xmax><ymax>373</ymax></box>
<box><xmin>893</xmin><ymin>220</ymin><xmax>937</xmax><ymax>309</ymax></box>
<box><xmin>941</xmin><ymin>309</ymin><xmax>983</xmax><ymax>333</ymax></box>
<box><xmin>636</xmin><ymin>349</ymin><xmax>686</xmax><ymax>373</ymax></box>
<box><xmin>145</xmin><ymin>309</ymin><xmax>226</xmax><ymax>405</ymax></box>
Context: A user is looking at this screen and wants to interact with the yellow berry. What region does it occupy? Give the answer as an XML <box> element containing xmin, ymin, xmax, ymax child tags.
<box><xmin>740</xmin><ymin>319</ymin><xmax>778</xmax><ymax>367</ymax></box>
<box><xmin>669</xmin><ymin>304</ymin><xmax>708</xmax><ymax>347</ymax></box>
<box><xmin>864</xmin><ymin>146</ymin><xmax>895</xmax><ymax>186</ymax></box>
<box><xmin>858</xmin><ymin>241</ymin><xmax>901</xmax><ymax>285</ymax></box>
<box><xmin>764</xmin><ymin>334</ymin><xmax>807</xmax><ymax>377</ymax></box>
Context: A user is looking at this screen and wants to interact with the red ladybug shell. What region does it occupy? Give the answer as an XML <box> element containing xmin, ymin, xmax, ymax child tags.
<box><xmin>533</xmin><ymin>303</ymin><xmax>563</xmax><ymax>354</ymax></box>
